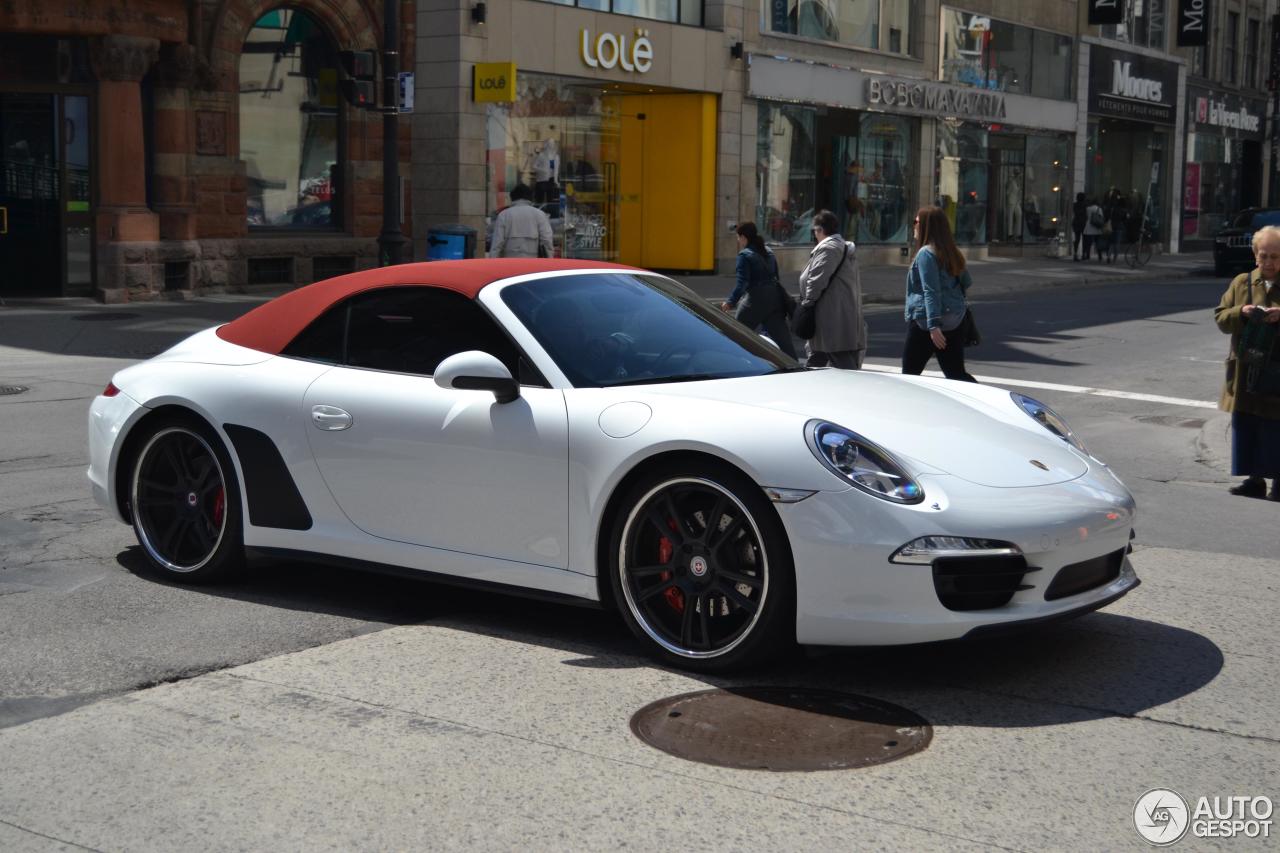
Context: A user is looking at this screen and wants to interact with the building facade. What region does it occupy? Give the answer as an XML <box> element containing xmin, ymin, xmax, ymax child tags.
<box><xmin>0</xmin><ymin>0</ymin><xmax>413</xmax><ymax>301</ymax></box>
<box><xmin>413</xmin><ymin>0</ymin><xmax>742</xmax><ymax>272</ymax></box>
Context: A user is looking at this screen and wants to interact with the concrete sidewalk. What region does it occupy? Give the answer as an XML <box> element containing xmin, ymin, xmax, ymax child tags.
<box><xmin>673</xmin><ymin>250</ymin><xmax>1217</xmax><ymax>305</ymax></box>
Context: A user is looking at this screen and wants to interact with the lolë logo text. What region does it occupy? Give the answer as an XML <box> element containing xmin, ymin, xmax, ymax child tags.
<box><xmin>580</xmin><ymin>29</ymin><xmax>654</xmax><ymax>73</ymax></box>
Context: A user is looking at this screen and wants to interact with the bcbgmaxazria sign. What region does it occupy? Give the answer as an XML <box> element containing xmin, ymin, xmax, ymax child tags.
<box><xmin>866</xmin><ymin>76</ymin><xmax>1007</xmax><ymax>121</ymax></box>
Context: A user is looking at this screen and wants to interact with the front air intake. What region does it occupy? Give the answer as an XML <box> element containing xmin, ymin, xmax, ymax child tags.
<box><xmin>932</xmin><ymin>555</ymin><xmax>1031</xmax><ymax>611</ymax></box>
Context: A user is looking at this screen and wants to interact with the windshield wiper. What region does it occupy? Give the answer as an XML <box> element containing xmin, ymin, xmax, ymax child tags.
<box><xmin>604</xmin><ymin>373</ymin><xmax>736</xmax><ymax>387</ymax></box>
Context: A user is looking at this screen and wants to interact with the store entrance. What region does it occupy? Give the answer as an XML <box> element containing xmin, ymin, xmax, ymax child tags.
<box><xmin>0</xmin><ymin>91</ymin><xmax>93</xmax><ymax>297</ymax></box>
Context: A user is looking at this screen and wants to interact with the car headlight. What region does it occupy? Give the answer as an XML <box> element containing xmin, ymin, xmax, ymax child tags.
<box><xmin>806</xmin><ymin>420</ymin><xmax>924</xmax><ymax>503</ymax></box>
<box><xmin>1011</xmin><ymin>393</ymin><xmax>1088</xmax><ymax>454</ymax></box>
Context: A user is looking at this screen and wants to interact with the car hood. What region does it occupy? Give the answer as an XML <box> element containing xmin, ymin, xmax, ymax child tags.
<box><xmin>642</xmin><ymin>369</ymin><xmax>1089</xmax><ymax>488</ymax></box>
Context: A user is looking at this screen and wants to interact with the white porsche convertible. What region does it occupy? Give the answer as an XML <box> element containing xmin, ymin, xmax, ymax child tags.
<box><xmin>88</xmin><ymin>260</ymin><xmax>1139</xmax><ymax>670</ymax></box>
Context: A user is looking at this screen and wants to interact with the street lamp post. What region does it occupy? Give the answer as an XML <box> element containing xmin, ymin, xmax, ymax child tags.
<box><xmin>378</xmin><ymin>0</ymin><xmax>408</xmax><ymax>265</ymax></box>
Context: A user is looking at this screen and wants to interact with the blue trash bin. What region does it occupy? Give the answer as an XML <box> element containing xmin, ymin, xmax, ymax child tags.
<box><xmin>425</xmin><ymin>224</ymin><xmax>477</xmax><ymax>260</ymax></box>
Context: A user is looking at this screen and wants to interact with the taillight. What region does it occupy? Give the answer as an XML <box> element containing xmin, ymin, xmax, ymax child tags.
<box><xmin>102</xmin><ymin>382</ymin><xmax>120</xmax><ymax>397</ymax></box>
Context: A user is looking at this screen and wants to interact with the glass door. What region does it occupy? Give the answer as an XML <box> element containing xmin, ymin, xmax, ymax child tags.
<box><xmin>0</xmin><ymin>92</ymin><xmax>61</xmax><ymax>296</ymax></box>
<box><xmin>0</xmin><ymin>91</ymin><xmax>91</xmax><ymax>296</ymax></box>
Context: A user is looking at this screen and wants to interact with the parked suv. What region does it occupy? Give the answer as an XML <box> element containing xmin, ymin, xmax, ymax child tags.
<box><xmin>1214</xmin><ymin>208</ymin><xmax>1280</xmax><ymax>275</ymax></box>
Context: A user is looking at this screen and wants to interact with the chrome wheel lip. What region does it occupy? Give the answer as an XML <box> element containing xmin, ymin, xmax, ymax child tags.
<box><xmin>131</xmin><ymin>427</ymin><xmax>228</xmax><ymax>574</ymax></box>
<box><xmin>618</xmin><ymin>476</ymin><xmax>769</xmax><ymax>660</ymax></box>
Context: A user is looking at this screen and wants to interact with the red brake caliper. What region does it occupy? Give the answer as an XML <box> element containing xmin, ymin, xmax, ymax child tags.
<box><xmin>657</xmin><ymin>517</ymin><xmax>684</xmax><ymax>613</ymax></box>
<box><xmin>211</xmin><ymin>487</ymin><xmax>225</xmax><ymax>528</ymax></box>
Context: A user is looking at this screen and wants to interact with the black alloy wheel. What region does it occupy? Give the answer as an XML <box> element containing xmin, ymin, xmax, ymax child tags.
<box><xmin>610</xmin><ymin>462</ymin><xmax>794</xmax><ymax>671</ymax></box>
<box><xmin>130</xmin><ymin>421</ymin><xmax>244</xmax><ymax>582</ymax></box>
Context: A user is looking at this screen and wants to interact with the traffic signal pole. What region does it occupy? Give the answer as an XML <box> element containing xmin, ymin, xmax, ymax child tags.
<box><xmin>378</xmin><ymin>0</ymin><xmax>408</xmax><ymax>265</ymax></box>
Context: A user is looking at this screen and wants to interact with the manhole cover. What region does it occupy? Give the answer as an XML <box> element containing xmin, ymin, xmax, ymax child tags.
<box><xmin>72</xmin><ymin>312</ymin><xmax>140</xmax><ymax>322</ymax></box>
<box><xmin>630</xmin><ymin>687</ymin><xmax>932</xmax><ymax>771</ymax></box>
<box><xmin>0</xmin><ymin>385</ymin><xmax>28</xmax><ymax>396</ymax></box>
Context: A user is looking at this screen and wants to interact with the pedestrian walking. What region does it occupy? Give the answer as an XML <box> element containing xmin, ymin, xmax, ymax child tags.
<box><xmin>1215</xmin><ymin>224</ymin><xmax>1280</xmax><ymax>500</ymax></box>
<box><xmin>902</xmin><ymin>206</ymin><xmax>977</xmax><ymax>382</ymax></box>
<box><xmin>796</xmin><ymin>210</ymin><xmax>866</xmax><ymax>369</ymax></box>
<box><xmin>1107</xmin><ymin>193</ymin><xmax>1129</xmax><ymax>264</ymax></box>
<box><xmin>488</xmin><ymin>183</ymin><xmax>553</xmax><ymax>258</ymax></box>
<box><xmin>1071</xmin><ymin>192</ymin><xmax>1088</xmax><ymax>261</ymax></box>
<box><xmin>722</xmin><ymin>222</ymin><xmax>797</xmax><ymax>358</ymax></box>
<box><xmin>1083</xmin><ymin>197</ymin><xmax>1105</xmax><ymax>262</ymax></box>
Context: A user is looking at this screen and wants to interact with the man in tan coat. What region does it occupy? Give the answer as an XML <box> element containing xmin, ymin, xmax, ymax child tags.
<box><xmin>1214</xmin><ymin>224</ymin><xmax>1280</xmax><ymax>499</ymax></box>
<box><xmin>798</xmin><ymin>210</ymin><xmax>866</xmax><ymax>369</ymax></box>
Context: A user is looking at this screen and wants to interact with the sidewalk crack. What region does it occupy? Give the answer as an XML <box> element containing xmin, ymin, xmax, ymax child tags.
<box><xmin>0</xmin><ymin>817</ymin><xmax>103</xmax><ymax>852</ymax></box>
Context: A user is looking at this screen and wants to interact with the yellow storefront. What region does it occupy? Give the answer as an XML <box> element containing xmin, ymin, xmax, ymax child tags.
<box><xmin>476</xmin><ymin>18</ymin><xmax>721</xmax><ymax>271</ymax></box>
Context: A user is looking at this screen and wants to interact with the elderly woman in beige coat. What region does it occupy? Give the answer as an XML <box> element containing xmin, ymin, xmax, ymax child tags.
<box><xmin>798</xmin><ymin>209</ymin><xmax>866</xmax><ymax>369</ymax></box>
<box><xmin>1215</xmin><ymin>224</ymin><xmax>1280</xmax><ymax>500</ymax></box>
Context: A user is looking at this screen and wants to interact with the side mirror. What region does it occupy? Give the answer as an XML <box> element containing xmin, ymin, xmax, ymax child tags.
<box><xmin>434</xmin><ymin>351</ymin><xmax>520</xmax><ymax>404</ymax></box>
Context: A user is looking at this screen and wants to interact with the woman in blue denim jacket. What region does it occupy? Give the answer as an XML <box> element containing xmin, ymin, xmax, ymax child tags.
<box><xmin>903</xmin><ymin>206</ymin><xmax>976</xmax><ymax>382</ymax></box>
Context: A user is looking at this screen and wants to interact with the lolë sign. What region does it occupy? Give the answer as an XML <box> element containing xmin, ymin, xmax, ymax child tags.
<box><xmin>580</xmin><ymin>28</ymin><xmax>654</xmax><ymax>73</ymax></box>
<box><xmin>1177</xmin><ymin>0</ymin><xmax>1210</xmax><ymax>46</ymax></box>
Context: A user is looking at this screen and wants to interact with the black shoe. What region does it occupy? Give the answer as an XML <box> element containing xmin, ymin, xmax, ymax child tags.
<box><xmin>1270</xmin><ymin>480</ymin><xmax>1280</xmax><ymax>501</ymax></box>
<box><xmin>1229</xmin><ymin>477</ymin><xmax>1267</xmax><ymax>498</ymax></box>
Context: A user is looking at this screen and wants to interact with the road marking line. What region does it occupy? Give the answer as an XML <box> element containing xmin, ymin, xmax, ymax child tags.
<box><xmin>860</xmin><ymin>361</ymin><xmax>1218</xmax><ymax>409</ymax></box>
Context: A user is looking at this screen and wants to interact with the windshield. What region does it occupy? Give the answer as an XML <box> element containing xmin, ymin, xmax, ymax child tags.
<box><xmin>1251</xmin><ymin>211</ymin><xmax>1280</xmax><ymax>229</ymax></box>
<box><xmin>499</xmin><ymin>273</ymin><xmax>798</xmax><ymax>387</ymax></box>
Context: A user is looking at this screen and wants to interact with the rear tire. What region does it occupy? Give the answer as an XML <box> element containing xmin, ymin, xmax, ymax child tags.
<box><xmin>129</xmin><ymin>418</ymin><xmax>244</xmax><ymax>583</ymax></box>
<box><xmin>607</xmin><ymin>459</ymin><xmax>795</xmax><ymax>672</ymax></box>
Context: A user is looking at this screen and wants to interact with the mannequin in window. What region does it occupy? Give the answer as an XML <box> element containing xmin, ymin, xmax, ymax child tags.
<box><xmin>530</xmin><ymin>133</ymin><xmax>560</xmax><ymax>204</ymax></box>
<box><xmin>1004</xmin><ymin>167</ymin><xmax>1022</xmax><ymax>240</ymax></box>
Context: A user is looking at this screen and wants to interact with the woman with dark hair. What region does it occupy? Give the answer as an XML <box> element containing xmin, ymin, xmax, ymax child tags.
<box><xmin>722</xmin><ymin>222</ymin><xmax>797</xmax><ymax>358</ymax></box>
<box><xmin>796</xmin><ymin>210</ymin><xmax>865</xmax><ymax>369</ymax></box>
<box><xmin>902</xmin><ymin>206</ymin><xmax>977</xmax><ymax>382</ymax></box>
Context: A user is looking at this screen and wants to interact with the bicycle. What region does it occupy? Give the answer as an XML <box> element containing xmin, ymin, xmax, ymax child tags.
<box><xmin>1124</xmin><ymin>225</ymin><xmax>1155</xmax><ymax>269</ymax></box>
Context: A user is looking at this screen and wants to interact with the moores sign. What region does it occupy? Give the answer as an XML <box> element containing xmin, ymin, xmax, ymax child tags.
<box><xmin>1088</xmin><ymin>44</ymin><xmax>1178</xmax><ymax>125</ymax></box>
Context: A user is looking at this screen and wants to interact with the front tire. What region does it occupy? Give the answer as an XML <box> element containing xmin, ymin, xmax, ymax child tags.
<box><xmin>129</xmin><ymin>419</ymin><xmax>244</xmax><ymax>583</ymax></box>
<box><xmin>607</xmin><ymin>460</ymin><xmax>795</xmax><ymax>672</ymax></box>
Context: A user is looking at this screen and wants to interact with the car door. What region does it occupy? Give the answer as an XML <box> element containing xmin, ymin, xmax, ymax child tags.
<box><xmin>299</xmin><ymin>286</ymin><xmax>570</xmax><ymax>569</ymax></box>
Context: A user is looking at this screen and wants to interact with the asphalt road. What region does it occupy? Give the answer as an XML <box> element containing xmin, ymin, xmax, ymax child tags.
<box><xmin>0</xmin><ymin>277</ymin><xmax>1276</xmax><ymax>850</ymax></box>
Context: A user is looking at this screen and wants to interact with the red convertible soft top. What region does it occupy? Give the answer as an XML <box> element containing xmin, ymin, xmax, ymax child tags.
<box><xmin>215</xmin><ymin>258</ymin><xmax>641</xmax><ymax>355</ymax></box>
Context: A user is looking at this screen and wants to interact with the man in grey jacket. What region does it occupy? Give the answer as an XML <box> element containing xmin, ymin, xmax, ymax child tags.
<box><xmin>488</xmin><ymin>183</ymin><xmax>554</xmax><ymax>258</ymax></box>
<box><xmin>798</xmin><ymin>210</ymin><xmax>866</xmax><ymax>369</ymax></box>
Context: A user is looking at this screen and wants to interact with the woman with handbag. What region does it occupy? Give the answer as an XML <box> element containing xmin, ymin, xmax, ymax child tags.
<box><xmin>794</xmin><ymin>210</ymin><xmax>865</xmax><ymax>369</ymax></box>
<box><xmin>902</xmin><ymin>206</ymin><xmax>977</xmax><ymax>382</ymax></box>
<box><xmin>1215</xmin><ymin>224</ymin><xmax>1280</xmax><ymax>500</ymax></box>
<box><xmin>722</xmin><ymin>222</ymin><xmax>797</xmax><ymax>358</ymax></box>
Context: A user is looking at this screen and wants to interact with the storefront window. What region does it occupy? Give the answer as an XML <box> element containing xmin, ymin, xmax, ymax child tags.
<box><xmin>537</xmin><ymin>0</ymin><xmax>701</xmax><ymax>26</ymax></box>
<box><xmin>239</xmin><ymin>9</ymin><xmax>340</xmax><ymax>229</ymax></box>
<box><xmin>1085</xmin><ymin>119</ymin><xmax>1168</xmax><ymax>244</ymax></box>
<box><xmin>940</xmin><ymin>10</ymin><xmax>1072</xmax><ymax>100</ymax></box>
<box><xmin>1024</xmin><ymin>134</ymin><xmax>1071</xmax><ymax>245</ymax></box>
<box><xmin>765</xmin><ymin>0</ymin><xmax>914</xmax><ymax>56</ymax></box>
<box><xmin>756</xmin><ymin>104</ymin><xmax>817</xmax><ymax>245</ymax></box>
<box><xmin>755</xmin><ymin>102</ymin><xmax>915</xmax><ymax>245</ymax></box>
<box><xmin>936</xmin><ymin>122</ymin><xmax>987</xmax><ymax>244</ymax></box>
<box><xmin>1102</xmin><ymin>0</ymin><xmax>1166</xmax><ymax>50</ymax></box>
<box><xmin>486</xmin><ymin>75</ymin><xmax>610</xmax><ymax>260</ymax></box>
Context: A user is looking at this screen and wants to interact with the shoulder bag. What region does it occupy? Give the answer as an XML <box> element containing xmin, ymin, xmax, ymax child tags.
<box><xmin>1238</xmin><ymin>301</ymin><xmax>1280</xmax><ymax>397</ymax></box>
<box><xmin>792</xmin><ymin>243</ymin><xmax>848</xmax><ymax>339</ymax></box>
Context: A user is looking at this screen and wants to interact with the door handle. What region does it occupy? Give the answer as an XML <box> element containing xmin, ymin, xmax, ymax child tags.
<box><xmin>0</xmin><ymin>207</ymin><xmax>7</xmax><ymax>235</ymax></box>
<box><xmin>311</xmin><ymin>405</ymin><xmax>352</xmax><ymax>431</ymax></box>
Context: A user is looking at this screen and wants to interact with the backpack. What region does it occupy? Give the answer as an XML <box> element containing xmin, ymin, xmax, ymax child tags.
<box><xmin>1088</xmin><ymin>207</ymin><xmax>1105</xmax><ymax>229</ymax></box>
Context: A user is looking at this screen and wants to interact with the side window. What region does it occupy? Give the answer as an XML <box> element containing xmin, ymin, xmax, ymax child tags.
<box><xmin>343</xmin><ymin>287</ymin><xmax>522</xmax><ymax>376</ymax></box>
<box><xmin>282</xmin><ymin>303</ymin><xmax>348</xmax><ymax>364</ymax></box>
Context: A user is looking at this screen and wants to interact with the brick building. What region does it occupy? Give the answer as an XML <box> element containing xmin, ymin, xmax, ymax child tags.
<box><xmin>0</xmin><ymin>0</ymin><xmax>412</xmax><ymax>301</ymax></box>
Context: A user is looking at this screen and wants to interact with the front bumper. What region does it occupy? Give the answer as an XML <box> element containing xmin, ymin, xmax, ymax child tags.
<box><xmin>782</xmin><ymin>464</ymin><xmax>1139</xmax><ymax>646</ymax></box>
